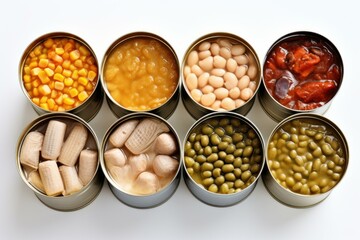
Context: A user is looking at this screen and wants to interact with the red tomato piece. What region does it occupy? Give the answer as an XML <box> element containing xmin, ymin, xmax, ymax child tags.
<box><xmin>295</xmin><ymin>81</ymin><xmax>337</xmax><ymax>103</ymax></box>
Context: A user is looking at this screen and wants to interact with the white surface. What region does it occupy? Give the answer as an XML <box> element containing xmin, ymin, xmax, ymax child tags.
<box><xmin>1</xmin><ymin>0</ymin><xmax>359</xmax><ymax>239</ymax></box>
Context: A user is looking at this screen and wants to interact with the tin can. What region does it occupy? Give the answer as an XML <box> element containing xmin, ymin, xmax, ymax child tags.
<box><xmin>181</xmin><ymin>32</ymin><xmax>261</xmax><ymax>120</ymax></box>
<box><xmin>259</xmin><ymin>31</ymin><xmax>344</xmax><ymax>122</ymax></box>
<box><xmin>100</xmin><ymin>112</ymin><xmax>181</xmax><ymax>208</ymax></box>
<box><xmin>262</xmin><ymin>113</ymin><xmax>349</xmax><ymax>207</ymax></box>
<box><xmin>19</xmin><ymin>32</ymin><xmax>104</xmax><ymax>122</ymax></box>
<box><xmin>183</xmin><ymin>112</ymin><xmax>265</xmax><ymax>207</ymax></box>
<box><xmin>101</xmin><ymin>32</ymin><xmax>180</xmax><ymax>119</ymax></box>
<box><xmin>16</xmin><ymin>113</ymin><xmax>104</xmax><ymax>211</ymax></box>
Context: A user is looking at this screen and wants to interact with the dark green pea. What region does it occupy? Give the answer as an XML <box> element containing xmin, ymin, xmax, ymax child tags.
<box><xmin>243</xmin><ymin>146</ymin><xmax>253</xmax><ymax>157</ymax></box>
<box><xmin>214</xmin><ymin>127</ymin><xmax>225</xmax><ymax>137</ymax></box>
<box><xmin>225</xmin><ymin>154</ymin><xmax>235</xmax><ymax>164</ymax></box>
<box><xmin>236</xmin><ymin>142</ymin><xmax>246</xmax><ymax>149</ymax></box>
<box><xmin>208</xmin><ymin>119</ymin><xmax>219</xmax><ymax>128</ymax></box>
<box><xmin>240</xmin><ymin>163</ymin><xmax>249</xmax><ymax>171</ymax></box>
<box><xmin>234</xmin><ymin>168</ymin><xmax>242</xmax><ymax>178</ymax></box>
<box><xmin>214</xmin><ymin>160</ymin><xmax>224</xmax><ymax>168</ymax></box>
<box><xmin>232</xmin><ymin>132</ymin><xmax>244</xmax><ymax>143</ymax></box>
<box><xmin>208</xmin><ymin>184</ymin><xmax>218</xmax><ymax>193</ymax></box>
<box><xmin>201</xmin><ymin>125</ymin><xmax>213</xmax><ymax>135</ymax></box>
<box><xmin>245</xmin><ymin>138</ymin><xmax>252</xmax><ymax>146</ymax></box>
<box><xmin>201</xmin><ymin>162</ymin><xmax>214</xmax><ymax>172</ymax></box>
<box><xmin>218</xmin><ymin>141</ymin><xmax>229</xmax><ymax>150</ymax></box>
<box><xmin>247</xmin><ymin>129</ymin><xmax>256</xmax><ymax>139</ymax></box>
<box><xmin>195</xmin><ymin>155</ymin><xmax>206</xmax><ymax>164</ymax></box>
<box><xmin>210</xmin><ymin>134</ymin><xmax>221</xmax><ymax>145</ymax></box>
<box><xmin>225</xmin><ymin>125</ymin><xmax>234</xmax><ymax>135</ymax></box>
<box><xmin>207</xmin><ymin>153</ymin><xmax>218</xmax><ymax>163</ymax></box>
<box><xmin>193</xmin><ymin>162</ymin><xmax>200</xmax><ymax>172</ymax></box>
<box><xmin>225</xmin><ymin>144</ymin><xmax>236</xmax><ymax>154</ymax></box>
<box><xmin>188</xmin><ymin>133</ymin><xmax>196</xmax><ymax>142</ymax></box>
<box><xmin>220</xmin><ymin>183</ymin><xmax>229</xmax><ymax>193</ymax></box>
<box><xmin>219</xmin><ymin>118</ymin><xmax>230</xmax><ymax>127</ymax></box>
<box><xmin>184</xmin><ymin>141</ymin><xmax>192</xmax><ymax>151</ymax></box>
<box><xmin>211</xmin><ymin>146</ymin><xmax>218</xmax><ymax>153</ymax></box>
<box><xmin>225</xmin><ymin>173</ymin><xmax>236</xmax><ymax>181</ymax></box>
<box><xmin>242</xmin><ymin>157</ymin><xmax>250</xmax><ymax>164</ymax></box>
<box><xmin>231</xmin><ymin>119</ymin><xmax>241</xmax><ymax>127</ymax></box>
<box><xmin>252</xmin><ymin>138</ymin><xmax>260</xmax><ymax>148</ymax></box>
<box><xmin>234</xmin><ymin>148</ymin><xmax>243</xmax><ymax>157</ymax></box>
<box><xmin>202</xmin><ymin>177</ymin><xmax>214</xmax><ymax>187</ymax></box>
<box><xmin>185</xmin><ymin>148</ymin><xmax>196</xmax><ymax>157</ymax></box>
<box><xmin>184</xmin><ymin>156</ymin><xmax>195</xmax><ymax>168</ymax></box>
<box><xmin>233</xmin><ymin>157</ymin><xmax>242</xmax><ymax>168</ymax></box>
<box><xmin>239</xmin><ymin>125</ymin><xmax>249</xmax><ymax>133</ymax></box>
<box><xmin>222</xmin><ymin>135</ymin><xmax>233</xmax><ymax>143</ymax></box>
<box><xmin>212</xmin><ymin>168</ymin><xmax>222</xmax><ymax>178</ymax></box>
<box><xmin>204</xmin><ymin>146</ymin><xmax>212</xmax><ymax>156</ymax></box>
<box><xmin>250</xmin><ymin>164</ymin><xmax>260</xmax><ymax>174</ymax></box>
<box><xmin>215</xmin><ymin>176</ymin><xmax>225</xmax><ymax>186</ymax></box>
<box><xmin>201</xmin><ymin>135</ymin><xmax>210</xmax><ymax>147</ymax></box>
<box><xmin>201</xmin><ymin>170</ymin><xmax>212</xmax><ymax>178</ymax></box>
<box><xmin>253</xmin><ymin>155</ymin><xmax>263</xmax><ymax>164</ymax></box>
<box><xmin>193</xmin><ymin>141</ymin><xmax>202</xmax><ymax>152</ymax></box>
<box><xmin>222</xmin><ymin>164</ymin><xmax>234</xmax><ymax>173</ymax></box>
<box><xmin>218</xmin><ymin>151</ymin><xmax>227</xmax><ymax>160</ymax></box>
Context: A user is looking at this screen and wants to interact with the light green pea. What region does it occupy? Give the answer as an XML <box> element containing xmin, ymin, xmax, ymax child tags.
<box><xmin>215</xmin><ymin>176</ymin><xmax>225</xmax><ymax>186</ymax></box>
<box><xmin>225</xmin><ymin>173</ymin><xmax>236</xmax><ymax>181</ymax></box>
<box><xmin>234</xmin><ymin>168</ymin><xmax>242</xmax><ymax>178</ymax></box>
<box><xmin>208</xmin><ymin>184</ymin><xmax>218</xmax><ymax>193</ymax></box>
<box><xmin>202</xmin><ymin>177</ymin><xmax>214</xmax><ymax>187</ymax></box>
<box><xmin>286</xmin><ymin>141</ymin><xmax>296</xmax><ymax>150</ymax></box>
<box><xmin>201</xmin><ymin>171</ymin><xmax>212</xmax><ymax>178</ymax></box>
<box><xmin>207</xmin><ymin>153</ymin><xmax>218</xmax><ymax>163</ymax></box>
<box><xmin>232</xmin><ymin>133</ymin><xmax>243</xmax><ymax>143</ymax></box>
<box><xmin>218</xmin><ymin>151</ymin><xmax>226</xmax><ymax>160</ymax></box>
<box><xmin>214</xmin><ymin>160</ymin><xmax>224</xmax><ymax>168</ymax></box>
<box><xmin>222</xmin><ymin>164</ymin><xmax>234</xmax><ymax>173</ymax></box>
<box><xmin>241</xmin><ymin>170</ymin><xmax>252</xmax><ymax>182</ymax></box>
<box><xmin>243</xmin><ymin>146</ymin><xmax>253</xmax><ymax>157</ymax></box>
<box><xmin>204</xmin><ymin>146</ymin><xmax>212</xmax><ymax>156</ymax></box>
<box><xmin>195</xmin><ymin>155</ymin><xmax>206</xmax><ymax>164</ymax></box>
<box><xmin>185</xmin><ymin>141</ymin><xmax>192</xmax><ymax>151</ymax></box>
<box><xmin>321</xmin><ymin>143</ymin><xmax>334</xmax><ymax>156</ymax></box>
<box><xmin>233</xmin><ymin>157</ymin><xmax>242</xmax><ymax>168</ymax></box>
<box><xmin>201</xmin><ymin>162</ymin><xmax>214</xmax><ymax>172</ymax></box>
<box><xmin>220</xmin><ymin>183</ymin><xmax>229</xmax><ymax>193</ymax></box>
<box><xmin>313</xmin><ymin>147</ymin><xmax>322</xmax><ymax>157</ymax></box>
<box><xmin>188</xmin><ymin>133</ymin><xmax>197</xmax><ymax>142</ymax></box>
<box><xmin>201</xmin><ymin>125</ymin><xmax>213</xmax><ymax>135</ymax></box>
<box><xmin>212</xmin><ymin>168</ymin><xmax>221</xmax><ymax>178</ymax></box>
<box><xmin>210</xmin><ymin>134</ymin><xmax>221</xmax><ymax>145</ymax></box>
<box><xmin>200</xmin><ymin>135</ymin><xmax>209</xmax><ymax>147</ymax></box>
<box><xmin>218</xmin><ymin>141</ymin><xmax>229</xmax><ymax>150</ymax></box>
<box><xmin>185</xmin><ymin>156</ymin><xmax>195</xmax><ymax>168</ymax></box>
<box><xmin>234</xmin><ymin>179</ymin><xmax>245</xmax><ymax>189</ymax></box>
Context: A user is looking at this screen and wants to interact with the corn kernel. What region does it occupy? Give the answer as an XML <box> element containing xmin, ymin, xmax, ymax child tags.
<box><xmin>53</xmin><ymin>105</ymin><xmax>59</xmax><ymax>111</ymax></box>
<box><xmin>70</xmin><ymin>64</ymin><xmax>77</xmax><ymax>71</ymax></box>
<box><xmin>54</xmin><ymin>73</ymin><xmax>65</xmax><ymax>82</ymax></box>
<box><xmin>38</xmin><ymin>85</ymin><xmax>51</xmax><ymax>95</ymax></box>
<box><xmin>40</xmin><ymin>103</ymin><xmax>49</xmax><ymax>110</ymax></box>
<box><xmin>85</xmin><ymin>82</ymin><xmax>94</xmax><ymax>91</ymax></box>
<box><xmin>78</xmin><ymin>77</ymin><xmax>88</xmax><ymax>86</ymax></box>
<box><xmin>64</xmin><ymin>42</ymin><xmax>74</xmax><ymax>52</ymax></box>
<box><xmin>39</xmin><ymin>54</ymin><xmax>47</xmax><ymax>59</ymax></box>
<box><xmin>77</xmin><ymin>85</ymin><xmax>85</xmax><ymax>92</ymax></box>
<box><xmin>44</xmin><ymin>38</ymin><xmax>54</xmax><ymax>48</ymax></box>
<box><xmin>88</xmin><ymin>70</ymin><xmax>97</xmax><ymax>81</ymax></box>
<box><xmin>55</xmin><ymin>95</ymin><xmax>63</xmax><ymax>105</ymax></box>
<box><xmin>34</xmin><ymin>46</ymin><xmax>42</xmax><ymax>56</ymax></box>
<box><xmin>47</xmin><ymin>98</ymin><xmax>56</xmax><ymax>110</ymax></box>
<box><xmin>70</xmin><ymin>50</ymin><xmax>80</xmax><ymax>61</ymax></box>
<box><xmin>23</xmin><ymin>74</ymin><xmax>31</xmax><ymax>83</ymax></box>
<box><xmin>24</xmin><ymin>66</ymin><xmax>31</xmax><ymax>75</ymax></box>
<box><xmin>38</xmin><ymin>70</ymin><xmax>50</xmax><ymax>84</ymax></box>
<box><xmin>71</xmin><ymin>70</ymin><xmax>79</xmax><ymax>79</ymax></box>
<box><xmin>32</xmin><ymin>97</ymin><xmax>40</xmax><ymax>105</ymax></box>
<box><xmin>62</xmin><ymin>60</ymin><xmax>71</xmax><ymax>69</ymax></box>
<box><xmin>69</xmin><ymin>88</ymin><xmax>79</xmax><ymax>97</ymax></box>
<box><xmin>72</xmin><ymin>81</ymin><xmax>79</xmax><ymax>88</ymax></box>
<box><xmin>32</xmin><ymin>79</ymin><xmax>41</xmax><ymax>88</ymax></box>
<box><xmin>30</xmin><ymin>67</ymin><xmax>41</xmax><ymax>76</ymax></box>
<box><xmin>63</xmin><ymin>69</ymin><xmax>72</xmax><ymax>77</ymax></box>
<box><xmin>64</xmin><ymin>97</ymin><xmax>75</xmax><ymax>105</ymax></box>
<box><xmin>54</xmin><ymin>81</ymin><xmax>64</xmax><ymax>91</ymax></box>
<box><xmin>49</xmin><ymin>81</ymin><xmax>55</xmax><ymax>89</ymax></box>
<box><xmin>39</xmin><ymin>58</ymin><xmax>49</xmax><ymax>68</ymax></box>
<box><xmin>24</xmin><ymin>83</ymin><xmax>32</xmax><ymax>91</ymax></box>
<box><xmin>62</xmin><ymin>52</ymin><xmax>70</xmax><ymax>60</ymax></box>
<box><xmin>63</xmin><ymin>87</ymin><xmax>70</xmax><ymax>95</ymax></box>
<box><xmin>74</xmin><ymin>59</ymin><xmax>83</xmax><ymax>68</ymax></box>
<box><xmin>58</xmin><ymin>106</ymin><xmax>66</xmax><ymax>111</ymax></box>
<box><xmin>90</xmin><ymin>65</ymin><xmax>97</xmax><ymax>72</ymax></box>
<box><xmin>29</xmin><ymin>61</ymin><xmax>38</xmax><ymax>69</ymax></box>
<box><xmin>52</xmin><ymin>54</ymin><xmax>63</xmax><ymax>63</ymax></box>
<box><xmin>86</xmin><ymin>56</ymin><xmax>96</xmax><ymax>65</ymax></box>
<box><xmin>64</xmin><ymin>77</ymin><xmax>74</xmax><ymax>87</ymax></box>
<box><xmin>51</xmin><ymin>90</ymin><xmax>58</xmax><ymax>98</ymax></box>
<box><xmin>44</xmin><ymin>68</ymin><xmax>54</xmax><ymax>77</ymax></box>
<box><xmin>48</xmin><ymin>63</ymin><xmax>56</xmax><ymax>70</ymax></box>
<box><xmin>32</xmin><ymin>88</ymin><xmax>39</xmax><ymax>97</ymax></box>
<box><xmin>55</xmin><ymin>65</ymin><xmax>63</xmax><ymax>73</ymax></box>
<box><xmin>78</xmin><ymin>68</ymin><xmax>87</xmax><ymax>77</ymax></box>
<box><xmin>78</xmin><ymin>91</ymin><xmax>89</xmax><ymax>102</ymax></box>
<box><xmin>40</xmin><ymin>96</ymin><xmax>48</xmax><ymax>103</ymax></box>
<box><xmin>80</xmin><ymin>56</ymin><xmax>87</xmax><ymax>62</ymax></box>
<box><xmin>79</xmin><ymin>46</ymin><xmax>90</xmax><ymax>56</ymax></box>
<box><xmin>55</xmin><ymin>47</ymin><xmax>65</xmax><ymax>55</ymax></box>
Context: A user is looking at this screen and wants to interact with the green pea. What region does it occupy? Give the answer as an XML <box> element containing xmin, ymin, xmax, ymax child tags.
<box><xmin>252</xmin><ymin>138</ymin><xmax>260</xmax><ymax>148</ymax></box>
<box><xmin>225</xmin><ymin>173</ymin><xmax>236</xmax><ymax>181</ymax></box>
<box><xmin>243</xmin><ymin>146</ymin><xmax>253</xmax><ymax>157</ymax></box>
<box><xmin>187</xmin><ymin>167</ymin><xmax>194</xmax><ymax>176</ymax></box>
<box><xmin>298</xmin><ymin>140</ymin><xmax>308</xmax><ymax>148</ymax></box>
<box><xmin>210</xmin><ymin>134</ymin><xmax>221</xmax><ymax>145</ymax></box>
<box><xmin>268</xmin><ymin>147</ymin><xmax>277</xmax><ymax>160</ymax></box>
<box><xmin>220</xmin><ymin>183</ymin><xmax>229</xmax><ymax>193</ymax></box>
<box><xmin>211</xmin><ymin>146</ymin><xmax>218</xmax><ymax>153</ymax></box>
<box><xmin>290</xmin><ymin>127</ymin><xmax>298</xmax><ymax>134</ymax></box>
<box><xmin>236</xmin><ymin>142</ymin><xmax>246</xmax><ymax>149</ymax></box>
<box><xmin>247</xmin><ymin>129</ymin><xmax>256</xmax><ymax>139</ymax></box>
<box><xmin>308</xmin><ymin>141</ymin><xmax>318</xmax><ymax>150</ymax></box>
<box><xmin>208</xmin><ymin>184</ymin><xmax>218</xmax><ymax>193</ymax></box>
<box><xmin>208</xmin><ymin>119</ymin><xmax>219</xmax><ymax>128</ymax></box>
<box><xmin>313</xmin><ymin>147</ymin><xmax>322</xmax><ymax>157</ymax></box>
<box><xmin>218</xmin><ymin>141</ymin><xmax>229</xmax><ymax>150</ymax></box>
<box><xmin>242</xmin><ymin>157</ymin><xmax>250</xmax><ymax>164</ymax></box>
<box><xmin>185</xmin><ymin>141</ymin><xmax>192</xmax><ymax>151</ymax></box>
<box><xmin>204</xmin><ymin>146</ymin><xmax>212</xmax><ymax>156</ymax></box>
<box><xmin>193</xmin><ymin>141</ymin><xmax>202</xmax><ymax>152</ymax></box>
<box><xmin>299</xmin><ymin>127</ymin><xmax>306</xmax><ymax>135</ymax></box>
<box><xmin>214</xmin><ymin>160</ymin><xmax>224</xmax><ymax>168</ymax></box>
<box><xmin>305</xmin><ymin>129</ymin><xmax>316</xmax><ymax>137</ymax></box>
<box><xmin>286</xmin><ymin>141</ymin><xmax>296</xmax><ymax>150</ymax></box>
<box><xmin>325</xmin><ymin>136</ymin><xmax>332</xmax><ymax>143</ymax></box>
<box><xmin>330</xmin><ymin>139</ymin><xmax>340</xmax><ymax>151</ymax></box>
<box><xmin>233</xmin><ymin>157</ymin><xmax>242</xmax><ymax>168</ymax></box>
<box><xmin>218</xmin><ymin>151</ymin><xmax>226</xmax><ymax>160</ymax></box>
<box><xmin>298</xmin><ymin>134</ymin><xmax>309</xmax><ymax>141</ymax></box>
<box><xmin>234</xmin><ymin>148</ymin><xmax>243</xmax><ymax>157</ymax></box>
<box><xmin>226</xmin><ymin>182</ymin><xmax>234</xmax><ymax>189</ymax></box>
<box><xmin>232</xmin><ymin>133</ymin><xmax>244</xmax><ymax>143</ymax></box>
<box><xmin>291</xmin><ymin>134</ymin><xmax>299</xmax><ymax>143</ymax></box>
<box><xmin>241</xmin><ymin>170</ymin><xmax>252</xmax><ymax>182</ymax></box>
<box><xmin>225</xmin><ymin>144</ymin><xmax>236</xmax><ymax>154</ymax></box>
<box><xmin>240</xmin><ymin>163</ymin><xmax>249</xmax><ymax>171</ymax></box>
<box><xmin>201</xmin><ymin>170</ymin><xmax>212</xmax><ymax>178</ymax></box>
<box><xmin>276</xmin><ymin>139</ymin><xmax>286</xmax><ymax>148</ymax></box>
<box><xmin>202</xmin><ymin>177</ymin><xmax>214</xmax><ymax>187</ymax></box>
<box><xmin>219</xmin><ymin>118</ymin><xmax>230</xmax><ymax>127</ymax></box>
<box><xmin>195</xmin><ymin>155</ymin><xmax>206</xmax><ymax>164</ymax></box>
<box><xmin>225</xmin><ymin>154</ymin><xmax>235</xmax><ymax>164</ymax></box>
<box><xmin>233</xmin><ymin>168</ymin><xmax>242</xmax><ymax>178</ymax></box>
<box><xmin>215</xmin><ymin>176</ymin><xmax>225</xmax><ymax>185</ymax></box>
<box><xmin>222</xmin><ymin>136</ymin><xmax>233</xmax><ymax>144</ymax></box>
<box><xmin>234</xmin><ymin>179</ymin><xmax>245</xmax><ymax>189</ymax></box>
<box><xmin>224</xmin><ymin>125</ymin><xmax>234</xmax><ymax>135</ymax></box>
<box><xmin>214</xmin><ymin>127</ymin><xmax>225</xmax><ymax>137</ymax></box>
<box><xmin>289</xmin><ymin>149</ymin><xmax>297</xmax><ymax>159</ymax></box>
<box><xmin>197</xmin><ymin>148</ymin><xmax>204</xmax><ymax>155</ymax></box>
<box><xmin>250</xmin><ymin>164</ymin><xmax>260</xmax><ymax>174</ymax></box>
<box><xmin>195</xmin><ymin>133</ymin><xmax>202</xmax><ymax>141</ymax></box>
<box><xmin>212</xmin><ymin>168</ymin><xmax>222</xmax><ymax>178</ymax></box>
<box><xmin>205</xmin><ymin>153</ymin><xmax>219</xmax><ymax>163</ymax></box>
<box><xmin>185</xmin><ymin>156</ymin><xmax>195</xmax><ymax>168</ymax></box>
<box><xmin>201</xmin><ymin>135</ymin><xmax>209</xmax><ymax>147</ymax></box>
<box><xmin>185</xmin><ymin>148</ymin><xmax>196</xmax><ymax>157</ymax></box>
<box><xmin>294</xmin><ymin>156</ymin><xmax>304</xmax><ymax>166</ymax></box>
<box><xmin>239</xmin><ymin>125</ymin><xmax>249</xmax><ymax>133</ymax></box>
<box><xmin>314</xmin><ymin>133</ymin><xmax>324</xmax><ymax>141</ymax></box>
<box><xmin>245</xmin><ymin>138</ymin><xmax>252</xmax><ymax>146</ymax></box>
<box><xmin>201</xmin><ymin>162</ymin><xmax>214</xmax><ymax>172</ymax></box>
<box><xmin>321</xmin><ymin>143</ymin><xmax>334</xmax><ymax>156</ymax></box>
<box><xmin>188</xmin><ymin>133</ymin><xmax>196</xmax><ymax>142</ymax></box>
<box><xmin>222</xmin><ymin>164</ymin><xmax>234</xmax><ymax>173</ymax></box>
<box><xmin>193</xmin><ymin>162</ymin><xmax>200</xmax><ymax>172</ymax></box>
<box><xmin>202</xmin><ymin>125</ymin><xmax>213</xmax><ymax>135</ymax></box>
<box><xmin>281</xmin><ymin>133</ymin><xmax>290</xmax><ymax>141</ymax></box>
<box><xmin>291</xmin><ymin>120</ymin><xmax>301</xmax><ymax>127</ymax></box>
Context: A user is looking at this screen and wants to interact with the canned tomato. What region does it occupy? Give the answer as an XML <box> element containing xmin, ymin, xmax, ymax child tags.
<box><xmin>183</xmin><ymin>112</ymin><xmax>265</xmax><ymax>207</ymax></box>
<box><xmin>181</xmin><ymin>32</ymin><xmax>261</xmax><ymax>120</ymax></box>
<box><xmin>263</xmin><ymin>113</ymin><xmax>348</xmax><ymax>207</ymax></box>
<box><xmin>19</xmin><ymin>32</ymin><xmax>104</xmax><ymax>122</ymax></box>
<box><xmin>101</xmin><ymin>112</ymin><xmax>181</xmax><ymax>208</ymax></box>
<box><xmin>259</xmin><ymin>31</ymin><xmax>344</xmax><ymax>122</ymax></box>
<box><xmin>101</xmin><ymin>32</ymin><xmax>180</xmax><ymax>119</ymax></box>
<box><xmin>16</xmin><ymin>112</ymin><xmax>104</xmax><ymax>211</ymax></box>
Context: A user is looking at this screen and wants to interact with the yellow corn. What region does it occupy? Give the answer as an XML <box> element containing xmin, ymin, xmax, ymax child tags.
<box><xmin>54</xmin><ymin>73</ymin><xmax>65</xmax><ymax>82</ymax></box>
<box><xmin>69</xmin><ymin>88</ymin><xmax>79</xmax><ymax>98</ymax></box>
<box><xmin>43</xmin><ymin>38</ymin><xmax>54</xmax><ymax>48</ymax></box>
<box><xmin>74</xmin><ymin>59</ymin><xmax>83</xmax><ymax>68</ymax></box>
<box><xmin>78</xmin><ymin>68</ymin><xmax>87</xmax><ymax>77</ymax></box>
<box><xmin>64</xmin><ymin>97</ymin><xmax>75</xmax><ymax>105</ymax></box>
<box><xmin>38</xmin><ymin>70</ymin><xmax>50</xmax><ymax>84</ymax></box>
<box><xmin>54</xmin><ymin>81</ymin><xmax>64</xmax><ymax>91</ymax></box>
<box><xmin>64</xmin><ymin>77</ymin><xmax>74</xmax><ymax>87</ymax></box>
<box><xmin>39</xmin><ymin>54</ymin><xmax>47</xmax><ymax>59</ymax></box>
<box><xmin>31</xmin><ymin>67</ymin><xmax>41</xmax><ymax>76</ymax></box>
<box><xmin>62</xmin><ymin>60</ymin><xmax>71</xmax><ymax>69</ymax></box>
<box><xmin>58</xmin><ymin>106</ymin><xmax>65</xmax><ymax>111</ymax></box>
<box><xmin>51</xmin><ymin>90</ymin><xmax>58</xmax><ymax>99</ymax></box>
<box><xmin>78</xmin><ymin>77</ymin><xmax>88</xmax><ymax>86</ymax></box>
<box><xmin>24</xmin><ymin>83</ymin><xmax>32</xmax><ymax>91</ymax></box>
<box><xmin>32</xmin><ymin>97</ymin><xmax>40</xmax><ymax>105</ymax></box>
<box><xmin>71</xmin><ymin>70</ymin><xmax>79</xmax><ymax>79</ymax></box>
<box><xmin>29</xmin><ymin>61</ymin><xmax>38</xmax><ymax>69</ymax></box>
<box><xmin>88</xmin><ymin>70</ymin><xmax>97</xmax><ymax>81</ymax></box>
<box><xmin>23</xmin><ymin>74</ymin><xmax>31</xmax><ymax>83</ymax></box>
<box><xmin>40</xmin><ymin>103</ymin><xmax>49</xmax><ymax>110</ymax></box>
<box><xmin>85</xmin><ymin>82</ymin><xmax>94</xmax><ymax>91</ymax></box>
<box><xmin>39</xmin><ymin>58</ymin><xmax>49</xmax><ymax>68</ymax></box>
<box><xmin>79</xmin><ymin>46</ymin><xmax>90</xmax><ymax>56</ymax></box>
<box><xmin>55</xmin><ymin>94</ymin><xmax>63</xmax><ymax>105</ymax></box>
<box><xmin>48</xmin><ymin>63</ymin><xmax>56</xmax><ymax>70</ymax></box>
<box><xmin>32</xmin><ymin>79</ymin><xmax>41</xmax><ymax>88</ymax></box>
<box><xmin>62</xmin><ymin>52</ymin><xmax>69</xmax><ymax>60</ymax></box>
<box><xmin>34</xmin><ymin>45</ymin><xmax>42</xmax><ymax>56</ymax></box>
<box><xmin>40</xmin><ymin>96</ymin><xmax>48</xmax><ymax>103</ymax></box>
<box><xmin>47</xmin><ymin>98</ymin><xmax>56</xmax><ymax>110</ymax></box>
<box><xmin>72</xmin><ymin>81</ymin><xmax>79</xmax><ymax>88</ymax></box>
<box><xmin>77</xmin><ymin>85</ymin><xmax>85</xmax><ymax>92</ymax></box>
<box><xmin>70</xmin><ymin>50</ymin><xmax>80</xmax><ymax>61</ymax></box>
<box><xmin>78</xmin><ymin>91</ymin><xmax>89</xmax><ymax>102</ymax></box>
<box><xmin>44</xmin><ymin>68</ymin><xmax>54</xmax><ymax>77</ymax></box>
<box><xmin>62</xmin><ymin>69</ymin><xmax>72</xmax><ymax>77</ymax></box>
<box><xmin>24</xmin><ymin>66</ymin><xmax>31</xmax><ymax>75</ymax></box>
<box><xmin>55</xmin><ymin>48</ymin><xmax>65</xmax><ymax>55</ymax></box>
<box><xmin>32</xmin><ymin>88</ymin><xmax>39</xmax><ymax>97</ymax></box>
<box><xmin>39</xmin><ymin>85</ymin><xmax>51</xmax><ymax>96</ymax></box>
<box><xmin>55</xmin><ymin>65</ymin><xmax>63</xmax><ymax>73</ymax></box>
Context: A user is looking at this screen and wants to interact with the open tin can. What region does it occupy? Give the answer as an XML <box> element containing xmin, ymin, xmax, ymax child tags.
<box><xmin>181</xmin><ymin>32</ymin><xmax>261</xmax><ymax>120</ymax></box>
<box><xmin>183</xmin><ymin>112</ymin><xmax>265</xmax><ymax>207</ymax></box>
<box><xmin>101</xmin><ymin>32</ymin><xmax>180</xmax><ymax>119</ymax></box>
<box><xmin>19</xmin><ymin>32</ymin><xmax>104</xmax><ymax>122</ymax></box>
<box><xmin>262</xmin><ymin>113</ymin><xmax>349</xmax><ymax>207</ymax></box>
<box><xmin>100</xmin><ymin>112</ymin><xmax>181</xmax><ymax>208</ymax></box>
<box><xmin>259</xmin><ymin>31</ymin><xmax>344</xmax><ymax>122</ymax></box>
<box><xmin>16</xmin><ymin>112</ymin><xmax>104</xmax><ymax>211</ymax></box>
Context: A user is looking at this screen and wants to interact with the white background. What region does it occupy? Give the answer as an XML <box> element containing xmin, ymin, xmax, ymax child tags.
<box><xmin>1</xmin><ymin>0</ymin><xmax>359</xmax><ymax>239</ymax></box>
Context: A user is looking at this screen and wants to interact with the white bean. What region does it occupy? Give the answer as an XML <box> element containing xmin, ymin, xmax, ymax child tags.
<box><xmin>213</xmin><ymin>55</ymin><xmax>226</xmax><ymax>68</ymax></box>
<box><xmin>248</xmin><ymin>81</ymin><xmax>257</xmax><ymax>92</ymax></box>
<box><xmin>224</xmin><ymin>72</ymin><xmax>238</xmax><ymax>90</ymax></box>
<box><xmin>211</xmin><ymin>68</ymin><xmax>226</xmax><ymax>77</ymax></box>
<box><xmin>208</xmin><ymin>75</ymin><xmax>224</xmax><ymax>88</ymax></box>
<box><xmin>231</xmin><ymin>44</ymin><xmax>246</xmax><ymax>56</ymax></box>
<box><xmin>229</xmin><ymin>87</ymin><xmax>241</xmax><ymax>99</ymax></box>
<box><xmin>199</xmin><ymin>56</ymin><xmax>214</xmax><ymax>71</ymax></box>
<box><xmin>198</xmin><ymin>72</ymin><xmax>210</xmax><ymax>88</ymax></box>
<box><xmin>235</xmin><ymin>99</ymin><xmax>245</xmax><ymax>108</ymax></box>
<box><xmin>198</xmin><ymin>50</ymin><xmax>211</xmax><ymax>60</ymax></box>
<box><xmin>190</xmin><ymin>89</ymin><xmax>202</xmax><ymax>102</ymax></box>
<box><xmin>218</xmin><ymin>39</ymin><xmax>232</xmax><ymax>48</ymax></box>
<box><xmin>187</xmin><ymin>50</ymin><xmax>198</xmax><ymax>67</ymax></box>
<box><xmin>235</xmin><ymin>65</ymin><xmax>248</xmax><ymax>79</ymax></box>
<box><xmin>198</xmin><ymin>41</ymin><xmax>211</xmax><ymax>51</ymax></box>
<box><xmin>201</xmin><ymin>93</ymin><xmax>216</xmax><ymax>107</ymax></box>
<box><xmin>247</xmin><ymin>65</ymin><xmax>258</xmax><ymax>79</ymax></box>
<box><xmin>240</xmin><ymin>87</ymin><xmax>253</xmax><ymax>101</ymax></box>
<box><xmin>191</xmin><ymin>64</ymin><xmax>204</xmax><ymax>77</ymax></box>
<box><xmin>238</xmin><ymin>75</ymin><xmax>250</xmax><ymax>90</ymax></box>
<box><xmin>202</xmin><ymin>85</ymin><xmax>214</xmax><ymax>94</ymax></box>
<box><xmin>226</xmin><ymin>58</ymin><xmax>237</xmax><ymax>72</ymax></box>
<box><xmin>234</xmin><ymin>55</ymin><xmax>249</xmax><ymax>65</ymax></box>
<box><xmin>185</xmin><ymin>73</ymin><xmax>198</xmax><ymax>91</ymax></box>
<box><xmin>183</xmin><ymin>65</ymin><xmax>191</xmax><ymax>78</ymax></box>
<box><xmin>210</xmin><ymin>43</ymin><xmax>220</xmax><ymax>55</ymax></box>
<box><xmin>219</xmin><ymin>47</ymin><xmax>232</xmax><ymax>59</ymax></box>
<box><xmin>211</xmin><ymin>100</ymin><xmax>221</xmax><ymax>110</ymax></box>
<box><xmin>214</xmin><ymin>87</ymin><xmax>229</xmax><ymax>100</ymax></box>
<box><xmin>221</xmin><ymin>97</ymin><xmax>235</xmax><ymax>110</ymax></box>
